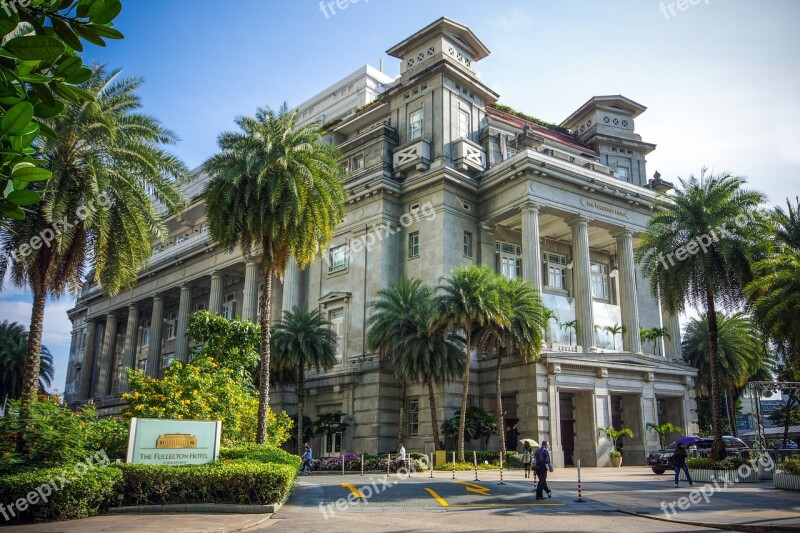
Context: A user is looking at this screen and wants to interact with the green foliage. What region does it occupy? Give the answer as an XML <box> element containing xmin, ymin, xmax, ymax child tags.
<box><xmin>0</xmin><ymin>320</ymin><xmax>53</xmax><ymax>398</ymax></box>
<box><xmin>609</xmin><ymin>451</ymin><xmax>622</xmax><ymax>458</ymax></box>
<box><xmin>687</xmin><ymin>456</ymin><xmax>747</xmax><ymax>470</ymax></box>
<box><xmin>489</xmin><ymin>103</ymin><xmax>571</xmax><ymax>135</ymax></box>
<box><xmin>0</xmin><ymin>465</ymin><xmax>122</xmax><ymax>523</ymax></box>
<box><xmin>598</xmin><ymin>426</ymin><xmax>635</xmax><ymax>453</ymax></box>
<box><xmin>0</xmin><ymin>0</ymin><xmax>124</xmax><ymax>224</ymax></box>
<box><xmin>219</xmin><ymin>444</ymin><xmax>301</xmax><ymax>467</ymax></box>
<box><xmin>85</xmin><ymin>416</ymin><xmax>129</xmax><ymax>461</ymax></box>
<box><xmin>188</xmin><ymin>311</ymin><xmax>261</xmax><ymax>387</ymax></box>
<box><xmin>112</xmin><ymin>460</ymin><xmax>297</xmax><ymax>506</ymax></box>
<box><xmin>313</xmin><ymin>411</ymin><xmax>348</xmax><ymax>438</ymax></box>
<box><xmin>646</xmin><ymin>422</ymin><xmax>684</xmax><ymax>448</ymax></box>
<box><xmin>768</xmin><ymin>404</ymin><xmax>800</xmax><ymax>426</ymax></box>
<box><xmin>780</xmin><ymin>456</ymin><xmax>800</xmax><ymax>476</ymax></box>
<box><xmin>122</xmin><ymin>356</ymin><xmax>293</xmax><ymax>447</ymax></box>
<box><xmin>441</xmin><ymin>406</ymin><xmax>498</xmax><ymax>445</ymax></box>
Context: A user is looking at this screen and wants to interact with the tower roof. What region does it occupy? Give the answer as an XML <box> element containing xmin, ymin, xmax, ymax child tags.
<box><xmin>561</xmin><ymin>95</ymin><xmax>647</xmax><ymax>129</ymax></box>
<box><xmin>386</xmin><ymin>17</ymin><xmax>491</xmax><ymax>61</ymax></box>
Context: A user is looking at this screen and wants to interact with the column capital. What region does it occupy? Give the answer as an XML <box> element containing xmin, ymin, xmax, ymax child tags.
<box><xmin>128</xmin><ymin>303</ymin><xmax>138</xmax><ymax>311</ymax></box>
<box><xmin>210</xmin><ymin>270</ymin><xmax>223</xmax><ymax>279</ymax></box>
<box><xmin>152</xmin><ymin>294</ymin><xmax>164</xmax><ymax>302</ymax></box>
<box><xmin>565</xmin><ymin>214</ymin><xmax>591</xmax><ymax>227</ymax></box>
<box><xmin>180</xmin><ymin>282</ymin><xmax>192</xmax><ymax>290</ymax></box>
<box><xmin>518</xmin><ymin>201</ymin><xmax>542</xmax><ymax>214</ymax></box>
<box><xmin>611</xmin><ymin>228</ymin><xmax>635</xmax><ymax>240</ymax></box>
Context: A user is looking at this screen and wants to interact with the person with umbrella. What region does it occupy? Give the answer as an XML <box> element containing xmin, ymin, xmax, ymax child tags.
<box><xmin>671</xmin><ymin>438</ymin><xmax>696</xmax><ymax>488</ymax></box>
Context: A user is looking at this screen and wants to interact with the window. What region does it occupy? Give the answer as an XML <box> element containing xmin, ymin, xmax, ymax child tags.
<box><xmin>409</xmin><ymin>109</ymin><xmax>423</xmax><ymax>140</ymax></box>
<box><xmin>463</xmin><ymin>231</ymin><xmax>473</xmax><ymax>258</ymax></box>
<box><xmin>163</xmin><ymin>352</ymin><xmax>175</xmax><ymax>368</ymax></box>
<box><xmin>497</xmin><ymin>241</ymin><xmax>521</xmax><ymax>280</ymax></box>
<box><xmin>323</xmin><ymin>431</ymin><xmax>342</xmax><ymax>456</ymax></box>
<box><xmin>506</xmin><ymin>148</ymin><xmax>517</xmax><ymax>159</ymax></box>
<box><xmin>544</xmin><ymin>253</ymin><xmax>567</xmax><ymax>290</ymax></box>
<box><xmin>136</xmin><ymin>359</ymin><xmax>147</xmax><ymax>374</ymax></box>
<box><xmin>192</xmin><ymin>301</ymin><xmax>206</xmax><ymax>313</ymax></box>
<box><xmin>407</xmin><ymin>398</ymin><xmax>420</xmax><ymax>436</ymax></box>
<box><xmin>328</xmin><ymin>245</ymin><xmax>347</xmax><ymax>273</ymax></box>
<box><xmin>617</xmin><ymin>166</ymin><xmax>629</xmax><ymax>181</ymax></box>
<box><xmin>458</xmin><ymin>109</ymin><xmax>470</xmax><ymax>139</ymax></box>
<box><xmin>223</xmin><ymin>293</ymin><xmax>236</xmax><ymax>320</ymax></box>
<box><xmin>591</xmin><ymin>262</ymin><xmax>610</xmax><ymax>299</ymax></box>
<box><xmin>408</xmin><ymin>231</ymin><xmax>420</xmax><ymax>258</ymax></box>
<box><xmin>351</xmin><ymin>154</ymin><xmax>364</xmax><ymax>171</ymax></box>
<box><xmin>141</xmin><ymin>320</ymin><xmax>150</xmax><ymax>347</ymax></box>
<box><xmin>329</xmin><ymin>309</ymin><xmax>344</xmax><ymax>361</ymax></box>
<box><xmin>165</xmin><ymin>312</ymin><xmax>177</xmax><ymax>339</ymax></box>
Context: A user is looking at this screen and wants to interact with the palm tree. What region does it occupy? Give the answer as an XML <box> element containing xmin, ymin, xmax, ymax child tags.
<box><xmin>477</xmin><ymin>276</ymin><xmax>544</xmax><ymax>455</ymax></box>
<box><xmin>0</xmin><ymin>67</ymin><xmax>187</xmax><ymax>398</ymax></box>
<box><xmin>438</xmin><ymin>265</ymin><xmax>503</xmax><ymax>462</ymax></box>
<box><xmin>682</xmin><ymin>312</ymin><xmax>767</xmax><ymax>438</ymax></box>
<box><xmin>650</xmin><ymin>327</ymin><xmax>671</xmax><ymax>357</ymax></box>
<box><xmin>271</xmin><ymin>307</ymin><xmax>338</xmax><ymax>455</ymax></box>
<box><xmin>636</xmin><ymin>170</ymin><xmax>767</xmax><ymax>459</ymax></box>
<box><xmin>560</xmin><ymin>320</ymin><xmax>577</xmax><ymax>346</ymax></box>
<box><xmin>367</xmin><ymin>278</ymin><xmax>464</xmax><ymax>450</ymax></box>
<box><xmin>0</xmin><ymin>321</ymin><xmax>54</xmax><ymax>399</ymax></box>
<box><xmin>773</xmin><ymin>196</ymin><xmax>800</xmax><ymax>250</ymax></box>
<box><xmin>203</xmin><ymin>105</ymin><xmax>347</xmax><ymax>443</ymax></box>
<box><xmin>604</xmin><ymin>324</ymin><xmax>625</xmax><ymax>351</ymax></box>
<box><xmin>639</xmin><ymin>327</ymin><xmax>654</xmax><ymax>354</ymax></box>
<box><xmin>646</xmin><ymin>422</ymin><xmax>684</xmax><ymax>448</ymax></box>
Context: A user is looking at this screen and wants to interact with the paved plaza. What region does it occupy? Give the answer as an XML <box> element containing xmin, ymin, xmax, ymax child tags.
<box><xmin>9</xmin><ymin>467</ymin><xmax>799</xmax><ymax>532</ymax></box>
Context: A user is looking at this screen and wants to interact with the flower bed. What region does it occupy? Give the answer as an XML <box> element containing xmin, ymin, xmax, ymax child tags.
<box><xmin>683</xmin><ymin>457</ymin><xmax>760</xmax><ymax>483</ymax></box>
<box><xmin>311</xmin><ymin>453</ymin><xmax>427</xmax><ymax>472</ymax></box>
<box><xmin>774</xmin><ymin>456</ymin><xmax>800</xmax><ymax>490</ymax></box>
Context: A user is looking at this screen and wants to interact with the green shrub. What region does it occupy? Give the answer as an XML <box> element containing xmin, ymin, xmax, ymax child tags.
<box><xmin>687</xmin><ymin>457</ymin><xmax>748</xmax><ymax>470</ymax></box>
<box><xmin>220</xmin><ymin>444</ymin><xmax>301</xmax><ymax>467</ymax></box>
<box><xmin>434</xmin><ymin>461</ymin><xmax>501</xmax><ymax>471</ymax></box>
<box><xmin>780</xmin><ymin>456</ymin><xmax>800</xmax><ymax>476</ymax></box>
<box><xmin>113</xmin><ymin>460</ymin><xmax>296</xmax><ymax>506</ymax></box>
<box><xmin>0</xmin><ymin>465</ymin><xmax>122</xmax><ymax>523</ymax></box>
<box><xmin>86</xmin><ymin>416</ymin><xmax>130</xmax><ymax>461</ymax></box>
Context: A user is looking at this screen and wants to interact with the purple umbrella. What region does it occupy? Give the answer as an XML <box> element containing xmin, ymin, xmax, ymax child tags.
<box><xmin>675</xmin><ymin>436</ymin><xmax>704</xmax><ymax>445</ymax></box>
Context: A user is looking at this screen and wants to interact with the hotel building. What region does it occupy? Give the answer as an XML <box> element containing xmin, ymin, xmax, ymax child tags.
<box><xmin>64</xmin><ymin>18</ymin><xmax>698</xmax><ymax>467</ymax></box>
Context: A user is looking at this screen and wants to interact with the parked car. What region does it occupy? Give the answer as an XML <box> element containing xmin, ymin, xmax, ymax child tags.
<box><xmin>646</xmin><ymin>436</ymin><xmax>750</xmax><ymax>474</ymax></box>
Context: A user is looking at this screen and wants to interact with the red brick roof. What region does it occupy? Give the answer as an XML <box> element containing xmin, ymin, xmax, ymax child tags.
<box><xmin>485</xmin><ymin>106</ymin><xmax>597</xmax><ymax>156</ymax></box>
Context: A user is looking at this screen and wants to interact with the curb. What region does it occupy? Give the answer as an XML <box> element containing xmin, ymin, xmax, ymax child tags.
<box><xmin>619</xmin><ymin>510</ymin><xmax>799</xmax><ymax>533</ymax></box>
<box><xmin>108</xmin><ymin>503</ymin><xmax>281</xmax><ymax>514</ymax></box>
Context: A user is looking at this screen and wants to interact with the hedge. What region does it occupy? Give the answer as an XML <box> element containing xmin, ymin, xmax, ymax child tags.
<box><xmin>219</xmin><ymin>444</ymin><xmax>301</xmax><ymax>467</ymax></box>
<box><xmin>780</xmin><ymin>456</ymin><xmax>800</xmax><ymax>476</ymax></box>
<box><xmin>311</xmin><ymin>453</ymin><xmax>428</xmax><ymax>472</ymax></box>
<box><xmin>112</xmin><ymin>459</ymin><xmax>297</xmax><ymax>506</ymax></box>
<box><xmin>687</xmin><ymin>456</ymin><xmax>747</xmax><ymax>470</ymax></box>
<box><xmin>0</xmin><ymin>465</ymin><xmax>122</xmax><ymax>523</ymax></box>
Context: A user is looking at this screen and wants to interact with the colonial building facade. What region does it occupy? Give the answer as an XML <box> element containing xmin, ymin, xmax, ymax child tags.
<box><xmin>64</xmin><ymin>18</ymin><xmax>698</xmax><ymax>467</ymax></box>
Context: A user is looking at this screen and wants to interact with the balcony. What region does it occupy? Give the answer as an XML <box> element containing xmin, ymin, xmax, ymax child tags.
<box><xmin>453</xmin><ymin>137</ymin><xmax>486</xmax><ymax>173</ymax></box>
<box><xmin>150</xmin><ymin>226</ymin><xmax>211</xmax><ymax>267</ymax></box>
<box><xmin>392</xmin><ymin>137</ymin><xmax>430</xmax><ymax>176</ymax></box>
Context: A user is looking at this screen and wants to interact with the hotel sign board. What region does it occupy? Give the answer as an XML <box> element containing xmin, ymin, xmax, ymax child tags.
<box><xmin>126</xmin><ymin>417</ymin><xmax>221</xmax><ymax>465</ymax></box>
<box><xmin>580</xmin><ymin>198</ymin><xmax>629</xmax><ymax>219</ymax></box>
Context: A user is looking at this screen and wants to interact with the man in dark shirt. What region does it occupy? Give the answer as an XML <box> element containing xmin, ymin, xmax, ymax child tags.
<box><xmin>672</xmin><ymin>443</ymin><xmax>693</xmax><ymax>487</ymax></box>
<box><xmin>534</xmin><ymin>441</ymin><xmax>552</xmax><ymax>499</ymax></box>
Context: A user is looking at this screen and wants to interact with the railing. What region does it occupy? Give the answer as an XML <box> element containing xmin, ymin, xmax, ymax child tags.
<box><xmin>453</xmin><ymin>137</ymin><xmax>486</xmax><ymax>172</ymax></box>
<box><xmin>150</xmin><ymin>227</ymin><xmax>211</xmax><ymax>266</ymax></box>
<box><xmin>537</xmin><ymin>146</ymin><xmax>616</xmax><ymax>177</ymax></box>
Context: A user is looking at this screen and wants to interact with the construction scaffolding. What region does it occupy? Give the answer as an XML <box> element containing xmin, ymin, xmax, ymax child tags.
<box><xmin>747</xmin><ymin>381</ymin><xmax>800</xmax><ymax>455</ymax></box>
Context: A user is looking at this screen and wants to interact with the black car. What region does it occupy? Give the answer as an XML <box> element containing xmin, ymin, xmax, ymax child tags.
<box><xmin>646</xmin><ymin>436</ymin><xmax>750</xmax><ymax>474</ymax></box>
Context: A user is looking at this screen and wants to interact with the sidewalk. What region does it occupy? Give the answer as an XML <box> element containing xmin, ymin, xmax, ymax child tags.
<box><xmin>2</xmin><ymin>513</ymin><xmax>271</xmax><ymax>532</ymax></box>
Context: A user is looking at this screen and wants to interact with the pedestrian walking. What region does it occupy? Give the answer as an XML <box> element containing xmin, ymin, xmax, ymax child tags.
<box><xmin>301</xmin><ymin>443</ymin><xmax>313</xmax><ymax>475</ymax></box>
<box><xmin>398</xmin><ymin>442</ymin><xmax>407</xmax><ymax>472</ymax></box>
<box><xmin>671</xmin><ymin>442</ymin><xmax>693</xmax><ymax>487</ymax></box>
<box><xmin>534</xmin><ymin>441</ymin><xmax>553</xmax><ymax>499</ymax></box>
<box><xmin>522</xmin><ymin>441</ymin><xmax>534</xmax><ymax>478</ymax></box>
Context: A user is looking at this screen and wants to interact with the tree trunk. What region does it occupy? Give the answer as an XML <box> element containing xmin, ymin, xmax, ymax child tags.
<box><xmin>398</xmin><ymin>381</ymin><xmax>406</xmax><ymax>446</ymax></box>
<box><xmin>427</xmin><ymin>376</ymin><xmax>441</xmax><ymax>451</ymax></box>
<box><xmin>705</xmin><ymin>287</ymin><xmax>726</xmax><ymax>460</ymax></box>
<box><xmin>297</xmin><ymin>363</ymin><xmax>305</xmax><ymax>456</ymax></box>
<box><xmin>727</xmin><ymin>387</ymin><xmax>739</xmax><ymax>438</ymax></box>
<box><xmin>783</xmin><ymin>392</ymin><xmax>796</xmax><ymax>449</ymax></box>
<box><xmin>458</xmin><ymin>332</ymin><xmax>471</xmax><ymax>463</ymax></box>
<box><xmin>496</xmin><ymin>344</ymin><xmax>506</xmax><ymax>456</ymax></box>
<box><xmin>22</xmin><ymin>288</ymin><xmax>47</xmax><ymax>397</ymax></box>
<box><xmin>256</xmin><ymin>267</ymin><xmax>273</xmax><ymax>444</ymax></box>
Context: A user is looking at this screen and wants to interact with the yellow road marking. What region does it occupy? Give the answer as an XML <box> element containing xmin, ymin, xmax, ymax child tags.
<box><xmin>341</xmin><ymin>482</ymin><xmax>365</xmax><ymax>498</ymax></box>
<box><xmin>454</xmin><ymin>480</ymin><xmax>491</xmax><ymax>495</ymax></box>
<box><xmin>425</xmin><ymin>488</ymin><xmax>449</xmax><ymax>507</ymax></box>
<box><xmin>451</xmin><ymin>502</ymin><xmax>566</xmax><ymax>507</ymax></box>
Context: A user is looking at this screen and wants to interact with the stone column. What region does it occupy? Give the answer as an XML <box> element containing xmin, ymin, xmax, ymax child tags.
<box><xmin>78</xmin><ymin>321</ymin><xmax>97</xmax><ymax>400</ymax></box>
<box><xmin>614</xmin><ymin>230</ymin><xmax>641</xmax><ymax>353</ymax></box>
<box><xmin>64</xmin><ymin>332</ymin><xmax>78</xmax><ymax>402</ymax></box>
<box><xmin>118</xmin><ymin>305</ymin><xmax>139</xmax><ymax>391</ymax></box>
<box><xmin>94</xmin><ymin>313</ymin><xmax>118</xmax><ymax>397</ymax></box>
<box><xmin>175</xmin><ymin>284</ymin><xmax>192</xmax><ymax>362</ymax></box>
<box><xmin>568</xmin><ymin>216</ymin><xmax>595</xmax><ymax>350</ymax></box>
<box><xmin>281</xmin><ymin>259</ymin><xmax>300</xmax><ymax>314</ymax></box>
<box><xmin>147</xmin><ymin>296</ymin><xmax>164</xmax><ymax>377</ymax></box>
<box><xmin>208</xmin><ymin>271</ymin><xmax>223</xmax><ymax>315</ymax></box>
<box><xmin>242</xmin><ymin>259</ymin><xmax>260</xmax><ymax>322</ymax></box>
<box><xmin>479</xmin><ymin>223</ymin><xmax>496</xmax><ymax>270</ymax></box>
<box><xmin>662</xmin><ymin>306</ymin><xmax>682</xmax><ymax>359</ymax></box>
<box><xmin>520</xmin><ymin>203</ymin><xmax>542</xmax><ymax>293</ymax></box>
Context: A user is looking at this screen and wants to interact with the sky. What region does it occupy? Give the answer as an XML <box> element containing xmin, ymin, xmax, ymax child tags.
<box><xmin>1</xmin><ymin>0</ymin><xmax>798</xmax><ymax>395</ymax></box>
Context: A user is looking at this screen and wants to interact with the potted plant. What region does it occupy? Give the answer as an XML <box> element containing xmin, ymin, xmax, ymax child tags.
<box><xmin>598</xmin><ymin>426</ymin><xmax>634</xmax><ymax>467</ymax></box>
